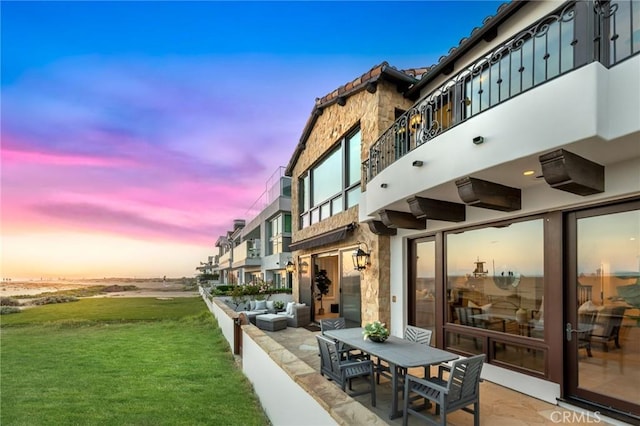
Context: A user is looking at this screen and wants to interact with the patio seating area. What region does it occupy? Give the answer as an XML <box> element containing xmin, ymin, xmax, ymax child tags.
<box><xmin>261</xmin><ymin>325</ymin><xmax>620</xmax><ymax>425</ymax></box>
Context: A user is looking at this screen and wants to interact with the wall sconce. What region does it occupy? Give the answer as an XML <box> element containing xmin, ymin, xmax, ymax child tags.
<box><xmin>412</xmin><ymin>160</ymin><xmax>424</xmax><ymax>167</ymax></box>
<box><xmin>352</xmin><ymin>242</ymin><xmax>371</xmax><ymax>271</ymax></box>
<box><xmin>380</xmin><ymin>183</ymin><xmax>388</xmax><ymax>188</ymax></box>
<box><xmin>285</xmin><ymin>259</ymin><xmax>296</xmax><ymax>273</ymax></box>
<box><xmin>473</xmin><ymin>136</ymin><xmax>484</xmax><ymax>145</ymax></box>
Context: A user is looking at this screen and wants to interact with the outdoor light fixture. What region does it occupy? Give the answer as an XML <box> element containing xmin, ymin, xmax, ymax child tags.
<box><xmin>472</xmin><ymin>136</ymin><xmax>484</xmax><ymax>145</ymax></box>
<box><xmin>409</xmin><ymin>113</ymin><xmax>422</xmax><ymax>129</ymax></box>
<box><xmin>352</xmin><ymin>242</ymin><xmax>371</xmax><ymax>271</ymax></box>
<box><xmin>380</xmin><ymin>183</ymin><xmax>388</xmax><ymax>188</ymax></box>
<box><xmin>412</xmin><ymin>160</ymin><xmax>424</xmax><ymax>167</ymax></box>
<box><xmin>285</xmin><ymin>259</ymin><xmax>296</xmax><ymax>273</ymax></box>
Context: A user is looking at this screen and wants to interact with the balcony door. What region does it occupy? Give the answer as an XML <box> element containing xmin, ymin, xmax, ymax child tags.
<box><xmin>565</xmin><ymin>201</ymin><xmax>639</xmax><ymax>419</ymax></box>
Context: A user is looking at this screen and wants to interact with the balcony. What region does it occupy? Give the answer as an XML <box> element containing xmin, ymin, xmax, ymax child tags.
<box><xmin>218</xmin><ymin>251</ymin><xmax>232</xmax><ymax>270</ymax></box>
<box><xmin>232</xmin><ymin>239</ymin><xmax>261</xmax><ymax>268</ymax></box>
<box><xmin>365</xmin><ymin>0</ymin><xmax>639</xmax><ymax>184</ymax></box>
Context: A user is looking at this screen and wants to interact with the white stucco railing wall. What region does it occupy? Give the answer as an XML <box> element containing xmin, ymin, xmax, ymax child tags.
<box><xmin>199</xmin><ymin>287</ymin><xmax>236</xmax><ymax>349</ymax></box>
<box><xmin>198</xmin><ymin>288</ymin><xmax>358</xmax><ymax>426</ymax></box>
<box><xmin>241</xmin><ymin>333</ymin><xmax>338</xmax><ymax>426</ymax></box>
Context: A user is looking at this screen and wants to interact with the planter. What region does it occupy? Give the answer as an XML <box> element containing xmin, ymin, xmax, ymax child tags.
<box><xmin>369</xmin><ymin>335</ymin><xmax>387</xmax><ymax>343</ymax></box>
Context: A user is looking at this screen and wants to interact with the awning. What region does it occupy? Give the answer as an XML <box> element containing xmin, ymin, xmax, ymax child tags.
<box><xmin>289</xmin><ymin>223</ymin><xmax>356</xmax><ymax>251</ymax></box>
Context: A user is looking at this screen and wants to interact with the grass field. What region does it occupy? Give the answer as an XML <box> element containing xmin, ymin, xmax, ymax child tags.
<box><xmin>1</xmin><ymin>297</ymin><xmax>269</xmax><ymax>426</ymax></box>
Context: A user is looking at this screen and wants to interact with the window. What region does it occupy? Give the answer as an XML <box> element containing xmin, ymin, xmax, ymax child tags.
<box><xmin>299</xmin><ymin>127</ymin><xmax>361</xmax><ymax>228</ymax></box>
<box><xmin>268</xmin><ymin>213</ymin><xmax>291</xmax><ymax>255</ymax></box>
<box><xmin>445</xmin><ymin>218</ymin><xmax>545</xmax><ymax>373</ymax></box>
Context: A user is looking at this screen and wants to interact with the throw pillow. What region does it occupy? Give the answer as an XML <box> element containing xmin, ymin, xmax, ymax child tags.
<box><xmin>266</xmin><ymin>300</ymin><xmax>275</xmax><ymax>311</ymax></box>
<box><xmin>255</xmin><ymin>300</ymin><xmax>267</xmax><ymax>310</ymax></box>
<box><xmin>249</xmin><ymin>300</ymin><xmax>257</xmax><ymax>310</ymax></box>
<box><xmin>286</xmin><ymin>301</ymin><xmax>296</xmax><ymax>315</ymax></box>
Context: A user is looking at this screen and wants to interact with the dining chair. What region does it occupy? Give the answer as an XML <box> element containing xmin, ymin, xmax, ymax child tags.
<box><xmin>403</xmin><ymin>354</ymin><xmax>485</xmax><ymax>426</ymax></box>
<box><xmin>377</xmin><ymin>326</ymin><xmax>434</xmax><ymax>386</ymax></box>
<box><xmin>319</xmin><ymin>318</ymin><xmax>368</xmax><ymax>361</ymax></box>
<box><xmin>404</xmin><ymin>325</ymin><xmax>433</xmax><ymax>378</ymax></box>
<box><xmin>316</xmin><ymin>335</ymin><xmax>376</xmax><ymax>406</ymax></box>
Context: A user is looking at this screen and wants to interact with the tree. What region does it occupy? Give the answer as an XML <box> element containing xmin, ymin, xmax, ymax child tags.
<box><xmin>314</xmin><ymin>269</ymin><xmax>331</xmax><ymax>315</ymax></box>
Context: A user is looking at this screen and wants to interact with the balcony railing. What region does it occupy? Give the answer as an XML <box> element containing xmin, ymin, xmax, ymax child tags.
<box><xmin>244</xmin><ymin>166</ymin><xmax>291</xmax><ymax>221</ymax></box>
<box><xmin>365</xmin><ymin>0</ymin><xmax>639</xmax><ymax>182</ymax></box>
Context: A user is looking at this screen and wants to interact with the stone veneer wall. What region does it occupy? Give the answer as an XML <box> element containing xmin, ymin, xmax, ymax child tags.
<box><xmin>289</xmin><ymin>78</ymin><xmax>413</xmax><ymax>328</ymax></box>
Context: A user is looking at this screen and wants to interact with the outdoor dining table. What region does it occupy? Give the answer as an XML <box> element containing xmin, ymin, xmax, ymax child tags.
<box><xmin>324</xmin><ymin>327</ymin><xmax>459</xmax><ymax>420</ymax></box>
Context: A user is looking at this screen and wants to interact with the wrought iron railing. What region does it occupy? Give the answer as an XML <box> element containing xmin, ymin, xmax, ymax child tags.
<box><xmin>365</xmin><ymin>0</ymin><xmax>639</xmax><ymax>183</ymax></box>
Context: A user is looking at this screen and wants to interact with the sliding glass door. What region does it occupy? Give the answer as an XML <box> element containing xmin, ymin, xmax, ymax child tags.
<box><xmin>566</xmin><ymin>201</ymin><xmax>639</xmax><ymax>417</ymax></box>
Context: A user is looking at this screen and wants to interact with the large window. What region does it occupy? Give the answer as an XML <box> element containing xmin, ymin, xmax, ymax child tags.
<box><xmin>299</xmin><ymin>127</ymin><xmax>361</xmax><ymax>229</ymax></box>
<box><xmin>445</xmin><ymin>219</ymin><xmax>545</xmax><ymax>373</ymax></box>
<box><xmin>268</xmin><ymin>213</ymin><xmax>291</xmax><ymax>255</ymax></box>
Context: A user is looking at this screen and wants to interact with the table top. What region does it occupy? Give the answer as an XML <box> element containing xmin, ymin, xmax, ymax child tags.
<box><xmin>324</xmin><ymin>328</ymin><xmax>458</xmax><ymax>368</ymax></box>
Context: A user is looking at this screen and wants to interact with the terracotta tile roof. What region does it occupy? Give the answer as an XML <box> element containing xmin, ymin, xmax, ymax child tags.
<box><xmin>314</xmin><ymin>61</ymin><xmax>429</xmax><ymax>108</ymax></box>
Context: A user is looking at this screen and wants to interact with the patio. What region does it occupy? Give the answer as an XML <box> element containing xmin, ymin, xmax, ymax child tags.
<box><xmin>202</xmin><ymin>292</ymin><xmax>623</xmax><ymax>425</ymax></box>
<box><xmin>259</xmin><ymin>326</ymin><xmax>620</xmax><ymax>426</ymax></box>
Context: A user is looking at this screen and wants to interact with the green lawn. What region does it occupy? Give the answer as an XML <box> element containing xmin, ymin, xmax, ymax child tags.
<box><xmin>1</xmin><ymin>297</ymin><xmax>269</xmax><ymax>426</ymax></box>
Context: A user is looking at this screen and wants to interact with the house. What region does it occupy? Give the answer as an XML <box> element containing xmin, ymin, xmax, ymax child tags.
<box><xmin>213</xmin><ymin>167</ymin><xmax>293</xmax><ymax>287</ymax></box>
<box><xmin>355</xmin><ymin>0</ymin><xmax>638</xmax><ymax>422</ymax></box>
<box><xmin>284</xmin><ymin>62</ymin><xmax>428</xmax><ymax>326</ymax></box>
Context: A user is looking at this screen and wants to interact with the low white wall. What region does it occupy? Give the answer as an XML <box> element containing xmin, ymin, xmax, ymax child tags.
<box><xmin>200</xmin><ymin>287</ymin><xmax>236</xmax><ymax>349</ymax></box>
<box><xmin>242</xmin><ymin>332</ymin><xmax>337</xmax><ymax>426</ymax></box>
<box><xmin>199</xmin><ymin>287</ymin><xmax>383</xmax><ymax>426</ymax></box>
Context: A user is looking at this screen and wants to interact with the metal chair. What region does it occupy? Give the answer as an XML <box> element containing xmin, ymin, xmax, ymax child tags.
<box><xmin>403</xmin><ymin>354</ymin><xmax>485</xmax><ymax>426</ymax></box>
<box><xmin>316</xmin><ymin>335</ymin><xmax>376</xmax><ymax>406</ymax></box>
<box><xmin>319</xmin><ymin>318</ymin><xmax>368</xmax><ymax>360</ymax></box>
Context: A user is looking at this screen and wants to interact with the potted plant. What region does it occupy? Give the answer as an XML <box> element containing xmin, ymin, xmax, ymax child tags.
<box><xmin>273</xmin><ymin>300</ymin><xmax>285</xmax><ymax>312</ymax></box>
<box><xmin>363</xmin><ymin>321</ymin><xmax>389</xmax><ymax>343</ymax></box>
<box><xmin>314</xmin><ymin>269</ymin><xmax>331</xmax><ymax>315</ymax></box>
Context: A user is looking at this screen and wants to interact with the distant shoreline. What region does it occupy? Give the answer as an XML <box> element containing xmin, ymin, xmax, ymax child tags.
<box><xmin>2</xmin><ymin>277</ymin><xmax>191</xmax><ymax>283</ymax></box>
<box><xmin>0</xmin><ymin>277</ymin><xmax>197</xmax><ymax>298</ymax></box>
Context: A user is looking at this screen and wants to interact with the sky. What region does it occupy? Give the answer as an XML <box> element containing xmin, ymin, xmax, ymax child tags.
<box><xmin>1</xmin><ymin>0</ymin><xmax>505</xmax><ymax>280</ymax></box>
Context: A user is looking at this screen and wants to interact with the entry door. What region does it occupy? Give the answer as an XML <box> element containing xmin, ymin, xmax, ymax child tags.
<box><xmin>566</xmin><ymin>201</ymin><xmax>639</xmax><ymax>418</ymax></box>
<box><xmin>298</xmin><ymin>255</ymin><xmax>314</xmax><ymax>322</ymax></box>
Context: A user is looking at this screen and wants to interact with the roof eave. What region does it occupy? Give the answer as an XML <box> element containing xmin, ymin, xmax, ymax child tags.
<box><xmin>285</xmin><ymin>67</ymin><xmax>419</xmax><ymax>177</ymax></box>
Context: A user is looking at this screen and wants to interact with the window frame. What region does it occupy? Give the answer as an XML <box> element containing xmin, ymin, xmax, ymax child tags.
<box><xmin>298</xmin><ymin>125</ymin><xmax>361</xmax><ymax>229</ymax></box>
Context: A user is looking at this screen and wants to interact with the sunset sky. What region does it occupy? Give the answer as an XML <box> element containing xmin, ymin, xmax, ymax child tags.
<box><xmin>1</xmin><ymin>1</ymin><xmax>504</xmax><ymax>280</ymax></box>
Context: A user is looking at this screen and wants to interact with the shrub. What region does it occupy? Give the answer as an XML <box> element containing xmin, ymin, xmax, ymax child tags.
<box><xmin>0</xmin><ymin>306</ymin><xmax>21</xmax><ymax>315</ymax></box>
<box><xmin>102</xmin><ymin>285</ymin><xmax>137</xmax><ymax>293</ymax></box>
<box><xmin>0</xmin><ymin>297</ymin><xmax>21</xmax><ymax>306</ymax></box>
<box><xmin>31</xmin><ymin>296</ymin><xmax>79</xmax><ymax>306</ymax></box>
